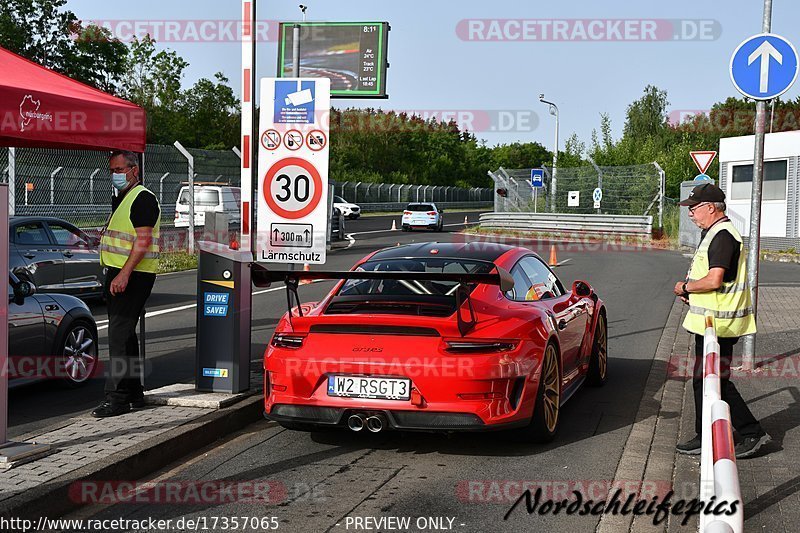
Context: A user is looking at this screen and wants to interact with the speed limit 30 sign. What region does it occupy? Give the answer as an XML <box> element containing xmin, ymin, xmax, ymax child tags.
<box><xmin>257</xmin><ymin>78</ymin><xmax>330</xmax><ymax>264</ymax></box>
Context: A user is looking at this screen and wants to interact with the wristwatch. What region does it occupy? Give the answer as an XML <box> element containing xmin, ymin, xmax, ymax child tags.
<box><xmin>682</xmin><ymin>282</ymin><xmax>689</xmax><ymax>295</ymax></box>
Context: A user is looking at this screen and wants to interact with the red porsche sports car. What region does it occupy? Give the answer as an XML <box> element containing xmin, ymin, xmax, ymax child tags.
<box><xmin>254</xmin><ymin>242</ymin><xmax>607</xmax><ymax>442</ymax></box>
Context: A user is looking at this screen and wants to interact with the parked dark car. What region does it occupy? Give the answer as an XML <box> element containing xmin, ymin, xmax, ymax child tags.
<box><xmin>10</xmin><ymin>216</ymin><xmax>105</xmax><ymax>300</ymax></box>
<box><xmin>8</xmin><ymin>273</ymin><xmax>99</xmax><ymax>388</ymax></box>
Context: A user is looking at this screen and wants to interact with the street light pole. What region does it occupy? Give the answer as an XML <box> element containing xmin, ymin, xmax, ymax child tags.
<box><xmin>539</xmin><ymin>94</ymin><xmax>559</xmax><ymax>212</ymax></box>
<box><xmin>742</xmin><ymin>0</ymin><xmax>774</xmax><ymax>369</ymax></box>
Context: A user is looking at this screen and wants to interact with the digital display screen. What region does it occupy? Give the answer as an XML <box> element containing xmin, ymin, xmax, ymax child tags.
<box><xmin>277</xmin><ymin>22</ymin><xmax>389</xmax><ymax>98</ymax></box>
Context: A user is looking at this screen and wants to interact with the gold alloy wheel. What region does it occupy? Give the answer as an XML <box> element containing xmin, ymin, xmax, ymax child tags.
<box><xmin>542</xmin><ymin>345</ymin><xmax>560</xmax><ymax>433</ymax></box>
<box><xmin>596</xmin><ymin>315</ymin><xmax>607</xmax><ymax>380</ymax></box>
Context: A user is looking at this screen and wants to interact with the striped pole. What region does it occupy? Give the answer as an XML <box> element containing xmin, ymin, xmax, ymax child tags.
<box><xmin>241</xmin><ymin>0</ymin><xmax>256</xmax><ymax>255</ymax></box>
<box><xmin>708</xmin><ymin>400</ymin><xmax>743</xmax><ymax>533</ymax></box>
<box><xmin>699</xmin><ymin>312</ymin><xmax>743</xmax><ymax>533</ymax></box>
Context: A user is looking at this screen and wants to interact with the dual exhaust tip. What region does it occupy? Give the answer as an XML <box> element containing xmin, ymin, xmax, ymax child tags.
<box><xmin>347</xmin><ymin>413</ymin><xmax>386</xmax><ymax>433</ymax></box>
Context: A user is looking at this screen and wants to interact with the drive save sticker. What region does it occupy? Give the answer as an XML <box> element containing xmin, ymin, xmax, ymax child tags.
<box><xmin>204</xmin><ymin>292</ymin><xmax>230</xmax><ymax>317</ymax></box>
<box><xmin>203</xmin><ymin>368</ymin><xmax>229</xmax><ymax>378</ymax></box>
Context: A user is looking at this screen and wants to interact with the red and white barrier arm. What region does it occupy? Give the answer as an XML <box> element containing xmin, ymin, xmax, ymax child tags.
<box><xmin>699</xmin><ymin>313</ymin><xmax>743</xmax><ymax>533</ymax></box>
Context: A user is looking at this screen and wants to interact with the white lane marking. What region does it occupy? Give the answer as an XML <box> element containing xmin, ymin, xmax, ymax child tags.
<box><xmin>95</xmin><ymin>282</ymin><xmax>331</xmax><ymax>331</ymax></box>
<box><xmin>347</xmin><ymin>221</ymin><xmax>478</xmax><ymax>237</ymax></box>
<box><xmin>345</xmin><ymin>233</ymin><xmax>356</xmax><ymax>249</ymax></box>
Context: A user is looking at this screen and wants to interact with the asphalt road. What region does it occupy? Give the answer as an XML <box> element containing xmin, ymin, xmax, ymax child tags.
<box><xmin>58</xmin><ymin>219</ymin><xmax>800</xmax><ymax>532</ymax></box>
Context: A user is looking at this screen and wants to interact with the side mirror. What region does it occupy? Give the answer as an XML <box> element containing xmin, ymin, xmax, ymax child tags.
<box><xmin>495</xmin><ymin>266</ymin><xmax>515</xmax><ymax>293</ymax></box>
<box><xmin>10</xmin><ymin>279</ymin><xmax>35</xmax><ymax>305</ymax></box>
<box><xmin>572</xmin><ymin>280</ymin><xmax>592</xmax><ymax>298</ymax></box>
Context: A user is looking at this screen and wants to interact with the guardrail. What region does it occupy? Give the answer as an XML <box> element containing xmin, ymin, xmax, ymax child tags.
<box><xmin>700</xmin><ymin>313</ymin><xmax>743</xmax><ymax>533</ymax></box>
<box><xmin>478</xmin><ymin>212</ymin><xmax>653</xmax><ymax>237</ymax></box>
<box><xmin>357</xmin><ymin>201</ymin><xmax>492</xmax><ymax>213</ymax></box>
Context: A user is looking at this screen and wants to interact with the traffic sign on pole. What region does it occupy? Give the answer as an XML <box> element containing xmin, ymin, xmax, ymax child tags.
<box><xmin>690</xmin><ymin>151</ymin><xmax>717</xmax><ymax>175</ymax></box>
<box><xmin>592</xmin><ymin>188</ymin><xmax>602</xmax><ymax>203</ymax></box>
<box><xmin>531</xmin><ymin>168</ymin><xmax>544</xmax><ymax>188</ymax></box>
<box><xmin>257</xmin><ymin>78</ymin><xmax>331</xmax><ymax>264</ymax></box>
<box><xmin>730</xmin><ymin>33</ymin><xmax>798</xmax><ymax>100</ymax></box>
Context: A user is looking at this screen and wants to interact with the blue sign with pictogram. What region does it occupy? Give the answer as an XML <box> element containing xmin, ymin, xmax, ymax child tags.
<box><xmin>274</xmin><ymin>80</ymin><xmax>316</xmax><ymax>124</ymax></box>
<box><xmin>531</xmin><ymin>168</ymin><xmax>544</xmax><ymax>188</ymax></box>
<box><xmin>730</xmin><ymin>33</ymin><xmax>798</xmax><ymax>100</ymax></box>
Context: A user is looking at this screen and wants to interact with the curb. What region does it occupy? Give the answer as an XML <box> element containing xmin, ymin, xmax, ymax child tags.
<box><xmin>0</xmin><ymin>394</ymin><xmax>265</xmax><ymax>521</ymax></box>
<box><xmin>596</xmin><ymin>298</ymin><xmax>689</xmax><ymax>533</ymax></box>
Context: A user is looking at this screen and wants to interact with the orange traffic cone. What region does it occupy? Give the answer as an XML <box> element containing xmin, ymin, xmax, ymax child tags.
<box><xmin>549</xmin><ymin>245</ymin><xmax>558</xmax><ymax>267</ymax></box>
<box><xmin>391</xmin><ymin>219</ymin><xmax>397</xmax><ymax>231</ymax></box>
<box><xmin>300</xmin><ymin>263</ymin><xmax>311</xmax><ymax>284</ymax></box>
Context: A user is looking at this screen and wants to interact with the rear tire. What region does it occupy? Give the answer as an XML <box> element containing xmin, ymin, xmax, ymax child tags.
<box><xmin>58</xmin><ymin>320</ymin><xmax>99</xmax><ymax>388</ymax></box>
<box><xmin>586</xmin><ymin>312</ymin><xmax>608</xmax><ymax>386</ymax></box>
<box><xmin>520</xmin><ymin>342</ymin><xmax>561</xmax><ymax>443</ymax></box>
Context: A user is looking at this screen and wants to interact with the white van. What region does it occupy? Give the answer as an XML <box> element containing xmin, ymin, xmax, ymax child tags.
<box><xmin>174</xmin><ymin>184</ymin><xmax>241</xmax><ymax>228</ymax></box>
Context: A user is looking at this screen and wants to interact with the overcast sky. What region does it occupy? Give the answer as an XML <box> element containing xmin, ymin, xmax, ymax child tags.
<box><xmin>74</xmin><ymin>0</ymin><xmax>800</xmax><ymax>149</ymax></box>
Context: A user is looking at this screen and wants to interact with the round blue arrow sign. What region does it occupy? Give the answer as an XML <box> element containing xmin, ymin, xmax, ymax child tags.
<box><xmin>730</xmin><ymin>33</ymin><xmax>799</xmax><ymax>100</ymax></box>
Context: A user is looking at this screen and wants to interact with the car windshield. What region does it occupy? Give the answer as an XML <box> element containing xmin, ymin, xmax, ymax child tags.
<box><xmin>407</xmin><ymin>204</ymin><xmax>434</xmax><ymax>212</ymax></box>
<box><xmin>179</xmin><ymin>189</ymin><xmax>220</xmax><ymax>206</ymax></box>
<box><xmin>334</xmin><ymin>196</ymin><xmax>346</xmax><ymax>203</ymax></box>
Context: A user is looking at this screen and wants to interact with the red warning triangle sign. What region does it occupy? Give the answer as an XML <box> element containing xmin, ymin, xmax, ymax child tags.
<box><xmin>690</xmin><ymin>151</ymin><xmax>717</xmax><ymax>175</ymax></box>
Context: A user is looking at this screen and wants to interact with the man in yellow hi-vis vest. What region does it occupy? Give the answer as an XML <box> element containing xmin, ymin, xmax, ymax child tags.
<box><xmin>92</xmin><ymin>150</ymin><xmax>161</xmax><ymax>418</ymax></box>
<box><xmin>673</xmin><ymin>183</ymin><xmax>769</xmax><ymax>459</ymax></box>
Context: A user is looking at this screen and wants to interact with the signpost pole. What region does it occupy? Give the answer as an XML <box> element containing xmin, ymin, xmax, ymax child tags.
<box><xmin>742</xmin><ymin>0</ymin><xmax>773</xmax><ymax>369</ymax></box>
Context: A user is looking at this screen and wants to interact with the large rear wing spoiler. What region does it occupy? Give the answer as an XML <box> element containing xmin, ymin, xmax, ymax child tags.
<box><xmin>251</xmin><ymin>263</ymin><xmax>514</xmax><ymax>291</ymax></box>
<box><xmin>250</xmin><ymin>263</ymin><xmax>514</xmax><ymax>336</ymax></box>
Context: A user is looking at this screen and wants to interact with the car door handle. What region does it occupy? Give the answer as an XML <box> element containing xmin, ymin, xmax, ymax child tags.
<box><xmin>558</xmin><ymin>319</ymin><xmax>569</xmax><ymax>330</ymax></box>
<box><xmin>23</xmin><ymin>253</ymin><xmax>36</xmax><ymax>259</ymax></box>
<box><xmin>63</xmin><ymin>251</ymin><xmax>73</xmax><ymax>258</ymax></box>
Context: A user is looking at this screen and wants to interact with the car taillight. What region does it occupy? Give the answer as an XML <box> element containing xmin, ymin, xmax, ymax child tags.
<box><xmin>271</xmin><ymin>333</ymin><xmax>306</xmax><ymax>349</ymax></box>
<box><xmin>444</xmin><ymin>339</ymin><xmax>518</xmax><ymax>354</ymax></box>
<box><xmin>403</xmin><ymin>211</ymin><xmax>412</xmax><ymax>215</ymax></box>
<box><xmin>427</xmin><ymin>211</ymin><xmax>437</xmax><ymax>215</ymax></box>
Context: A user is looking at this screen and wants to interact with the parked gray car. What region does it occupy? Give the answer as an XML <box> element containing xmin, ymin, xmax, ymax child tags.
<box><xmin>10</xmin><ymin>216</ymin><xmax>105</xmax><ymax>300</ymax></box>
<box><xmin>8</xmin><ymin>273</ymin><xmax>99</xmax><ymax>388</ymax></box>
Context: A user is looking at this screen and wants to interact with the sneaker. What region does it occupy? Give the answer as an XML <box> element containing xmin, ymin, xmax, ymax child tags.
<box><xmin>676</xmin><ymin>435</ymin><xmax>702</xmax><ymax>455</ymax></box>
<box><xmin>91</xmin><ymin>400</ymin><xmax>130</xmax><ymax>418</ymax></box>
<box><xmin>735</xmin><ymin>434</ymin><xmax>771</xmax><ymax>459</ymax></box>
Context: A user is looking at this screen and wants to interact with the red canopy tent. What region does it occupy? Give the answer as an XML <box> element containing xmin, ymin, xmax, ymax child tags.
<box><xmin>0</xmin><ymin>45</ymin><xmax>146</xmax><ymax>152</ymax></box>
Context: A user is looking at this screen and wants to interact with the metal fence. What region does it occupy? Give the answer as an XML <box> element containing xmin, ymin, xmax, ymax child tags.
<box><xmin>0</xmin><ymin>144</ymin><xmax>242</xmax><ymax>227</ymax></box>
<box><xmin>1</xmin><ymin>144</ymin><xmax>492</xmax><ymax>233</ymax></box>
<box><xmin>489</xmin><ymin>162</ymin><xmax>665</xmax><ymax>228</ymax></box>
<box><xmin>336</xmin><ymin>182</ymin><xmax>492</xmax><ymax>205</ymax></box>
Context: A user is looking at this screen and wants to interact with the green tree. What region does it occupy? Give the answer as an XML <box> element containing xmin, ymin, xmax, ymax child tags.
<box><xmin>0</xmin><ymin>0</ymin><xmax>128</xmax><ymax>93</ymax></box>
<box><xmin>623</xmin><ymin>85</ymin><xmax>670</xmax><ymax>141</ymax></box>
<box><xmin>178</xmin><ymin>73</ymin><xmax>240</xmax><ymax>150</ymax></box>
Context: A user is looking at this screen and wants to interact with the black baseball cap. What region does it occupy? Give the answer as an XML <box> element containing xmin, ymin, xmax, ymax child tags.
<box><xmin>679</xmin><ymin>182</ymin><xmax>726</xmax><ymax>207</ymax></box>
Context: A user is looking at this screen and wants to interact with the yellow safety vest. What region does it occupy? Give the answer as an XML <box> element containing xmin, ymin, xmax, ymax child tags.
<box><xmin>100</xmin><ymin>185</ymin><xmax>161</xmax><ymax>273</ymax></box>
<box><xmin>682</xmin><ymin>219</ymin><xmax>755</xmax><ymax>337</ymax></box>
